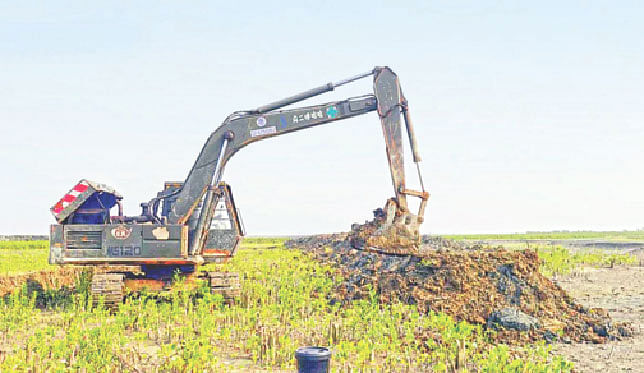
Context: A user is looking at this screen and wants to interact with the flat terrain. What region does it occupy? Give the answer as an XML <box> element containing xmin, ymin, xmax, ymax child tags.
<box><xmin>554</xmin><ymin>266</ymin><xmax>644</xmax><ymax>372</ymax></box>
<box><xmin>0</xmin><ymin>239</ymin><xmax>574</xmax><ymax>372</ymax></box>
<box><xmin>442</xmin><ymin>230</ymin><xmax>644</xmax><ymax>241</ymax></box>
<box><xmin>1</xmin><ymin>234</ymin><xmax>642</xmax><ymax>371</ymax></box>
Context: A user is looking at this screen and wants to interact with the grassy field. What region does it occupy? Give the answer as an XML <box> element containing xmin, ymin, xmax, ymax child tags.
<box><xmin>0</xmin><ymin>240</ymin><xmax>50</xmax><ymax>274</ymax></box>
<box><xmin>535</xmin><ymin>246</ymin><xmax>637</xmax><ymax>277</ymax></box>
<box><xmin>0</xmin><ymin>239</ymin><xmax>574</xmax><ymax>372</ymax></box>
<box><xmin>443</xmin><ymin>230</ymin><xmax>644</xmax><ymax>241</ymax></box>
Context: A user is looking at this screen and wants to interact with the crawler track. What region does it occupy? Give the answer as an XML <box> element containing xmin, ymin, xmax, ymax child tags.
<box><xmin>203</xmin><ymin>271</ymin><xmax>241</xmax><ymax>304</ymax></box>
<box><xmin>91</xmin><ymin>273</ymin><xmax>125</xmax><ymax>308</ymax></box>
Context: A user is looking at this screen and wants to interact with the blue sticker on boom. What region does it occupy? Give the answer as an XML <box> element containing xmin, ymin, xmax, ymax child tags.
<box><xmin>326</xmin><ymin>106</ymin><xmax>338</xmax><ymax>119</ymax></box>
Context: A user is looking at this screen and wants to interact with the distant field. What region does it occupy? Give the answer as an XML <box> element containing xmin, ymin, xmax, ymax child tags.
<box><xmin>0</xmin><ymin>239</ymin><xmax>291</xmax><ymax>275</ymax></box>
<box><xmin>443</xmin><ymin>230</ymin><xmax>644</xmax><ymax>241</ymax></box>
<box><xmin>239</xmin><ymin>237</ymin><xmax>288</xmax><ymax>249</ymax></box>
<box><xmin>0</xmin><ymin>240</ymin><xmax>48</xmax><ymax>250</ymax></box>
<box><xmin>0</xmin><ymin>240</ymin><xmax>50</xmax><ymax>274</ymax></box>
<box><xmin>534</xmin><ymin>246</ymin><xmax>637</xmax><ymax>277</ymax></box>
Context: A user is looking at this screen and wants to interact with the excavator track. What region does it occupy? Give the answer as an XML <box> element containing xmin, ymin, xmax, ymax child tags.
<box><xmin>203</xmin><ymin>271</ymin><xmax>240</xmax><ymax>305</ymax></box>
<box><xmin>91</xmin><ymin>273</ymin><xmax>125</xmax><ymax>309</ymax></box>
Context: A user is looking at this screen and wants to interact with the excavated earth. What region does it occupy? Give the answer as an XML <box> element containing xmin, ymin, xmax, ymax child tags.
<box><xmin>286</xmin><ymin>233</ymin><xmax>633</xmax><ymax>345</ymax></box>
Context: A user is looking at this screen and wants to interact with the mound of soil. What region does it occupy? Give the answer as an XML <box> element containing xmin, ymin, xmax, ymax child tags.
<box><xmin>286</xmin><ymin>234</ymin><xmax>633</xmax><ymax>344</ymax></box>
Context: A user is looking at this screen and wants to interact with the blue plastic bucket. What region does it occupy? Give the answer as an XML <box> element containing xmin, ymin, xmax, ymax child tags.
<box><xmin>295</xmin><ymin>346</ymin><xmax>331</xmax><ymax>373</ymax></box>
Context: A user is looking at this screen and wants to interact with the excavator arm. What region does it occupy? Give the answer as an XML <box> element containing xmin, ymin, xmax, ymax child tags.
<box><xmin>163</xmin><ymin>66</ymin><xmax>428</xmax><ymax>254</ymax></box>
<box><xmin>166</xmin><ymin>95</ymin><xmax>378</xmax><ymax>224</ymax></box>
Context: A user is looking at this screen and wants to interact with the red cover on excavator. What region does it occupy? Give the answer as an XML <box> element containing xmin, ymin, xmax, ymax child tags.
<box><xmin>50</xmin><ymin>179</ymin><xmax>121</xmax><ymax>223</ymax></box>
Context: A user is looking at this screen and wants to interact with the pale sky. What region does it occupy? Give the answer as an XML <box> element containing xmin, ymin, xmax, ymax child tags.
<box><xmin>1</xmin><ymin>1</ymin><xmax>643</xmax><ymax>235</ymax></box>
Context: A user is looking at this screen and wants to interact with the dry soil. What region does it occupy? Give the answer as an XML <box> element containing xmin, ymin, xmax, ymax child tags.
<box><xmin>554</xmin><ymin>266</ymin><xmax>644</xmax><ymax>372</ymax></box>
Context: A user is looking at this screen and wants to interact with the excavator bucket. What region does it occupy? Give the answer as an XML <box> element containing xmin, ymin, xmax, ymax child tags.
<box><xmin>348</xmin><ymin>198</ymin><xmax>426</xmax><ymax>255</ymax></box>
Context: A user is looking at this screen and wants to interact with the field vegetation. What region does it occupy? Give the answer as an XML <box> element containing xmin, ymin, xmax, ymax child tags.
<box><xmin>444</xmin><ymin>230</ymin><xmax>644</xmax><ymax>241</ymax></box>
<box><xmin>0</xmin><ymin>241</ymin><xmax>48</xmax><ymax>250</ymax></box>
<box><xmin>536</xmin><ymin>246</ymin><xmax>637</xmax><ymax>277</ymax></box>
<box><xmin>0</xmin><ymin>239</ymin><xmax>575</xmax><ymax>372</ymax></box>
<box><xmin>0</xmin><ymin>240</ymin><xmax>50</xmax><ymax>274</ymax></box>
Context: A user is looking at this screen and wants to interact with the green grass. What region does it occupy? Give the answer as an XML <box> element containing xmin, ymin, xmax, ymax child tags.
<box><xmin>0</xmin><ymin>240</ymin><xmax>573</xmax><ymax>372</ymax></box>
<box><xmin>443</xmin><ymin>230</ymin><xmax>644</xmax><ymax>241</ymax></box>
<box><xmin>238</xmin><ymin>237</ymin><xmax>289</xmax><ymax>249</ymax></box>
<box><xmin>536</xmin><ymin>246</ymin><xmax>637</xmax><ymax>277</ymax></box>
<box><xmin>0</xmin><ymin>241</ymin><xmax>51</xmax><ymax>274</ymax></box>
<box><xmin>0</xmin><ymin>240</ymin><xmax>48</xmax><ymax>250</ymax></box>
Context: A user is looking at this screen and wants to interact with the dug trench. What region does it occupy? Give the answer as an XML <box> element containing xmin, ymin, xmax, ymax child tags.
<box><xmin>285</xmin><ymin>233</ymin><xmax>634</xmax><ymax>346</ymax></box>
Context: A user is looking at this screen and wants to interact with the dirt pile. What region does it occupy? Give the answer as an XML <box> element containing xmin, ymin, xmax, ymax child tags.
<box><xmin>286</xmin><ymin>234</ymin><xmax>633</xmax><ymax>344</ymax></box>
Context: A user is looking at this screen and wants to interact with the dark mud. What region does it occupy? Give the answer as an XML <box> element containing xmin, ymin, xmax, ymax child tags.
<box><xmin>287</xmin><ymin>234</ymin><xmax>633</xmax><ymax>344</ymax></box>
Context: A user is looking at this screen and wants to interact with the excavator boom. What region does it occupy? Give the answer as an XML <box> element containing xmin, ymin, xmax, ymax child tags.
<box><xmin>163</xmin><ymin>66</ymin><xmax>428</xmax><ymax>254</ymax></box>
<box><xmin>166</xmin><ymin>94</ymin><xmax>379</xmax><ymax>225</ymax></box>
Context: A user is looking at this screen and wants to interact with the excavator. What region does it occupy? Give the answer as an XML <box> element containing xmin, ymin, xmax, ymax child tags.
<box><xmin>48</xmin><ymin>66</ymin><xmax>429</xmax><ymax>305</ymax></box>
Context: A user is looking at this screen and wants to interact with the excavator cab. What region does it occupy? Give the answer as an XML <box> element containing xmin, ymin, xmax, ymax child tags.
<box><xmin>202</xmin><ymin>183</ymin><xmax>244</xmax><ymax>262</ymax></box>
<box><xmin>159</xmin><ymin>181</ymin><xmax>243</xmax><ymax>262</ymax></box>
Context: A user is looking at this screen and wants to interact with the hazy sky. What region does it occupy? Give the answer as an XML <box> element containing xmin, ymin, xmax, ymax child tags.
<box><xmin>1</xmin><ymin>1</ymin><xmax>643</xmax><ymax>235</ymax></box>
